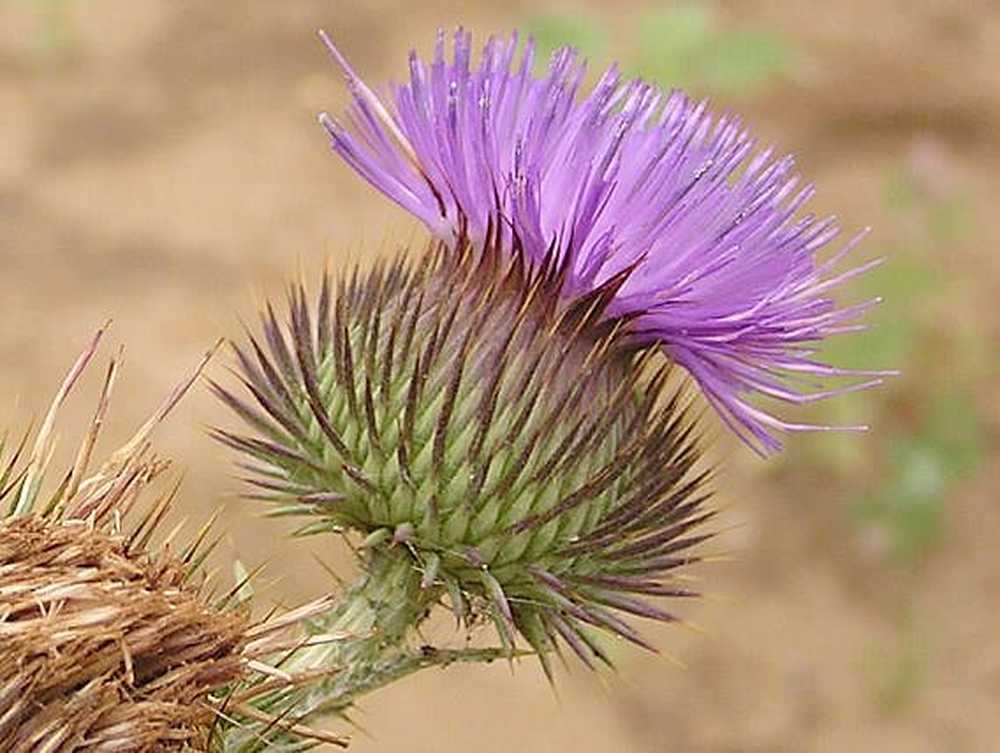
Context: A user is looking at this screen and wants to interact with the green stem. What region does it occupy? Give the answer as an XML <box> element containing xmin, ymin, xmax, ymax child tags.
<box><xmin>218</xmin><ymin>549</ymin><xmax>529</xmax><ymax>750</ymax></box>
<box><xmin>291</xmin><ymin>548</ymin><xmax>437</xmax><ymax>714</ymax></box>
<box><xmin>293</xmin><ymin>553</ymin><xmax>531</xmax><ymax>707</ymax></box>
<box><xmin>219</xmin><ymin>550</ymin><xmax>432</xmax><ymax>749</ymax></box>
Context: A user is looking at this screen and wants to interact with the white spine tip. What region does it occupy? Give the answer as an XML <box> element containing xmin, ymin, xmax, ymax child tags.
<box><xmin>317</xmin><ymin>112</ymin><xmax>339</xmax><ymax>137</ymax></box>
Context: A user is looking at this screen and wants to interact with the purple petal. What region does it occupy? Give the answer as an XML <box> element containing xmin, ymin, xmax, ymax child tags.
<box><xmin>318</xmin><ymin>29</ymin><xmax>894</xmax><ymax>454</ymax></box>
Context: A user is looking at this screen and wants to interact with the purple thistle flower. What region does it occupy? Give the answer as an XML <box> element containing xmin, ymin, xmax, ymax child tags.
<box><xmin>317</xmin><ymin>28</ymin><xmax>893</xmax><ymax>454</ymax></box>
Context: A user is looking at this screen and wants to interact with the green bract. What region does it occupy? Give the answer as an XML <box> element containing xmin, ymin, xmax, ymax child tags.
<box><xmin>216</xmin><ymin>233</ymin><xmax>714</xmax><ymax>674</ymax></box>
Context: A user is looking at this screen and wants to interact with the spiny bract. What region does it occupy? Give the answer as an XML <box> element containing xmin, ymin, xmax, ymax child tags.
<box><xmin>217</xmin><ymin>232</ymin><xmax>714</xmax><ymax>671</ymax></box>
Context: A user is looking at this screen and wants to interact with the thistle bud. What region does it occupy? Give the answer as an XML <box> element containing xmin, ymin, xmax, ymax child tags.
<box><xmin>217</xmin><ymin>233</ymin><xmax>712</xmax><ymax>673</ymax></box>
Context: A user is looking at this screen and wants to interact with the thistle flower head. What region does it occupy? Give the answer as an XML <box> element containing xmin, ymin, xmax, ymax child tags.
<box><xmin>1</xmin><ymin>331</ymin><xmax>344</xmax><ymax>752</ymax></box>
<box><xmin>0</xmin><ymin>516</ymin><xmax>250</xmax><ymax>751</ymax></box>
<box><xmin>318</xmin><ymin>28</ymin><xmax>893</xmax><ymax>453</ymax></box>
<box><xmin>218</xmin><ymin>235</ymin><xmax>713</xmax><ymax>672</ymax></box>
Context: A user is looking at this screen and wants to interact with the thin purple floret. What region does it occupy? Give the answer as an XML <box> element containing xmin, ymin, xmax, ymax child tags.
<box><xmin>317</xmin><ymin>28</ymin><xmax>894</xmax><ymax>454</ymax></box>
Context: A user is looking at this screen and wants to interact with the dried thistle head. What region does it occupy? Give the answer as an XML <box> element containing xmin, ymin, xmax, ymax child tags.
<box><xmin>0</xmin><ymin>516</ymin><xmax>249</xmax><ymax>751</ymax></box>
<box><xmin>1</xmin><ymin>329</ymin><xmax>345</xmax><ymax>752</ymax></box>
<box><xmin>216</xmin><ymin>233</ymin><xmax>714</xmax><ymax>674</ymax></box>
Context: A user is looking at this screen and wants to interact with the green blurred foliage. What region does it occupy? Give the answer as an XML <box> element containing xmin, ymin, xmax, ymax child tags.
<box><xmin>852</xmin><ymin>391</ymin><xmax>984</xmax><ymax>565</ymax></box>
<box><xmin>635</xmin><ymin>5</ymin><xmax>792</xmax><ymax>95</ymax></box>
<box><xmin>808</xmin><ymin>165</ymin><xmax>983</xmax><ymax>567</ymax></box>
<box><xmin>10</xmin><ymin>0</ymin><xmax>73</xmax><ymax>54</ymax></box>
<box><xmin>527</xmin><ymin>12</ymin><xmax>608</xmax><ymax>63</ymax></box>
<box><xmin>527</xmin><ymin>2</ymin><xmax>793</xmax><ymax>97</ymax></box>
<box><xmin>864</xmin><ymin>615</ymin><xmax>930</xmax><ymax>713</ymax></box>
<box><xmin>885</xmin><ymin>169</ymin><xmax>974</xmax><ymax>245</ymax></box>
<box><xmin>824</xmin><ymin>257</ymin><xmax>936</xmax><ymax>374</ymax></box>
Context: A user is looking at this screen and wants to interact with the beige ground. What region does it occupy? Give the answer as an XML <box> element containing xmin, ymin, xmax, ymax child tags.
<box><xmin>3</xmin><ymin>1</ymin><xmax>999</xmax><ymax>751</ymax></box>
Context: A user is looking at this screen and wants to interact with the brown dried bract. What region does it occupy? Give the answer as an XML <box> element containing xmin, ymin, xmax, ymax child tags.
<box><xmin>0</xmin><ymin>516</ymin><xmax>248</xmax><ymax>753</ymax></box>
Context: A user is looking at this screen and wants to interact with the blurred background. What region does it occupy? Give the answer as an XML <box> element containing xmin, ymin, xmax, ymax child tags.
<box><xmin>2</xmin><ymin>1</ymin><xmax>998</xmax><ymax>751</ymax></box>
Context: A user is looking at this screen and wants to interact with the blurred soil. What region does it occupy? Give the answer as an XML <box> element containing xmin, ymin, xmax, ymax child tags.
<box><xmin>2</xmin><ymin>1</ymin><xmax>999</xmax><ymax>751</ymax></box>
